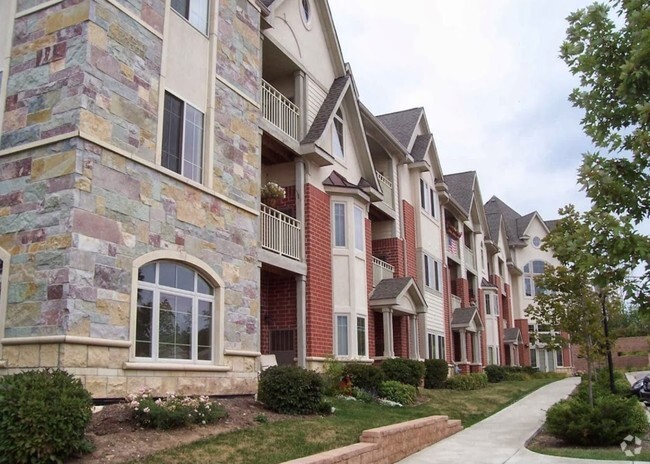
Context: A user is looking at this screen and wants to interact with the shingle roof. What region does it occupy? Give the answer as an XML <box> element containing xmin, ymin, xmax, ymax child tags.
<box><xmin>545</xmin><ymin>219</ymin><xmax>559</xmax><ymax>231</ymax></box>
<box><xmin>486</xmin><ymin>212</ymin><xmax>502</xmax><ymax>244</ymax></box>
<box><xmin>411</xmin><ymin>134</ymin><xmax>432</xmax><ymax>162</ymax></box>
<box><xmin>323</xmin><ymin>171</ymin><xmax>358</xmax><ymax>189</ymax></box>
<box><xmin>260</xmin><ymin>0</ymin><xmax>275</xmax><ymax>6</ymax></box>
<box><xmin>516</xmin><ymin>212</ymin><xmax>536</xmax><ymax>238</ymax></box>
<box><xmin>484</xmin><ymin>196</ymin><xmax>526</xmax><ymax>246</ymax></box>
<box><xmin>302</xmin><ymin>76</ymin><xmax>349</xmax><ymax>144</ymax></box>
<box><xmin>451</xmin><ymin>307</ymin><xmax>479</xmax><ymax>327</ymax></box>
<box><xmin>481</xmin><ymin>278</ymin><xmax>498</xmax><ymax>289</ymax></box>
<box><xmin>369</xmin><ymin>277</ymin><xmax>414</xmax><ymax>301</ymax></box>
<box><xmin>444</xmin><ymin>171</ymin><xmax>476</xmax><ymax>214</ymax></box>
<box><xmin>504</xmin><ymin>327</ymin><xmax>522</xmax><ymax>344</ymax></box>
<box><xmin>376</xmin><ymin>108</ymin><xmax>423</xmax><ymax>149</ymax></box>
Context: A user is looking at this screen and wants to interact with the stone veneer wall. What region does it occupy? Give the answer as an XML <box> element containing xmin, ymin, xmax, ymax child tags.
<box><xmin>0</xmin><ymin>0</ymin><xmax>263</xmax><ymax>398</ymax></box>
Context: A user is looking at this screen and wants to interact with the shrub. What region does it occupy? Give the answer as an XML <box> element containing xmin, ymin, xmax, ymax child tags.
<box><xmin>321</xmin><ymin>356</ymin><xmax>345</xmax><ymax>396</ymax></box>
<box><xmin>485</xmin><ymin>365</ymin><xmax>506</xmax><ymax>383</ymax></box>
<box><xmin>126</xmin><ymin>388</ymin><xmax>226</xmax><ymax>429</ymax></box>
<box><xmin>0</xmin><ymin>369</ymin><xmax>93</xmax><ymax>464</ymax></box>
<box><xmin>380</xmin><ymin>358</ymin><xmax>425</xmax><ymax>387</ymax></box>
<box><xmin>444</xmin><ymin>373</ymin><xmax>488</xmax><ymax>391</ymax></box>
<box><xmin>351</xmin><ymin>387</ymin><xmax>375</xmax><ymax>403</ymax></box>
<box><xmin>342</xmin><ymin>363</ymin><xmax>384</xmax><ymax>395</ymax></box>
<box><xmin>546</xmin><ymin>394</ymin><xmax>648</xmax><ymax>446</ymax></box>
<box><xmin>378</xmin><ymin>380</ymin><xmax>417</xmax><ymax>405</ymax></box>
<box><xmin>424</xmin><ymin>359</ymin><xmax>448</xmax><ymax>389</ymax></box>
<box><xmin>258</xmin><ymin>365</ymin><xmax>327</xmax><ymax>414</ymax></box>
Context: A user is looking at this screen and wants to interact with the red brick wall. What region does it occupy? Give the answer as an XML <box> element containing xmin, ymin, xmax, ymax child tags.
<box><xmin>305</xmin><ymin>184</ymin><xmax>333</xmax><ymax>357</ymax></box>
<box><xmin>402</xmin><ymin>201</ymin><xmax>417</xmax><ymax>278</ymax></box>
<box><xmin>366</xmin><ymin>218</ymin><xmax>375</xmax><ymax>358</ymax></box>
<box><xmin>455</xmin><ymin>278</ymin><xmax>470</xmax><ymax>307</ymax></box>
<box><xmin>393</xmin><ymin>315</ymin><xmax>409</xmax><ymax>358</ymax></box>
<box><xmin>372</xmin><ymin>238</ymin><xmax>405</xmax><ymax>278</ymax></box>
<box><xmin>260</xmin><ymin>271</ymin><xmax>296</xmax><ymax>354</ymax></box>
<box><xmin>515</xmin><ymin>319</ymin><xmax>530</xmax><ymax>366</ymax></box>
<box><xmin>270</xmin><ymin>185</ymin><xmax>296</xmax><ymax>217</ymax></box>
<box><xmin>573</xmin><ymin>336</ymin><xmax>649</xmax><ymax>371</ymax></box>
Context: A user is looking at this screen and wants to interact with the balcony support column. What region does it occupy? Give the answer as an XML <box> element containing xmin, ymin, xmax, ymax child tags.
<box><xmin>294</xmin><ymin>70</ymin><xmax>307</xmax><ymax>139</ymax></box>
<box><xmin>295</xmin><ymin>159</ymin><xmax>305</xmax><ymax>261</ymax></box>
<box><xmin>382</xmin><ymin>308</ymin><xmax>394</xmax><ymax>358</ymax></box>
<box><xmin>296</xmin><ymin>274</ymin><xmax>307</xmax><ymax>367</ymax></box>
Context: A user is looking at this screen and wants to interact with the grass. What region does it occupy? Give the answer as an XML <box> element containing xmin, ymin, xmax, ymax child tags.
<box><xmin>529</xmin><ymin>444</ymin><xmax>650</xmax><ymax>461</ymax></box>
<box><xmin>130</xmin><ymin>378</ymin><xmax>558</xmax><ymax>464</ymax></box>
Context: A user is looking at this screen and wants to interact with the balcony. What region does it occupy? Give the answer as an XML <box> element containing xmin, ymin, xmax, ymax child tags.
<box><xmin>261</xmin><ymin>79</ymin><xmax>300</xmax><ymax>140</ymax></box>
<box><xmin>260</xmin><ymin>204</ymin><xmax>301</xmax><ymax>261</ymax></box>
<box><xmin>376</xmin><ymin>171</ymin><xmax>394</xmax><ymax>209</ymax></box>
<box><xmin>372</xmin><ymin>256</ymin><xmax>394</xmax><ymax>287</ymax></box>
<box><xmin>446</xmin><ymin>235</ymin><xmax>460</xmax><ymax>260</ymax></box>
<box><xmin>464</xmin><ymin>245</ymin><xmax>475</xmax><ymax>271</ymax></box>
<box><xmin>451</xmin><ymin>295</ymin><xmax>462</xmax><ymax>310</ymax></box>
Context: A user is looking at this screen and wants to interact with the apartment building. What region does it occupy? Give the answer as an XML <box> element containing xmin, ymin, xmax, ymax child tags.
<box><xmin>0</xmin><ymin>0</ymin><xmax>570</xmax><ymax>398</ymax></box>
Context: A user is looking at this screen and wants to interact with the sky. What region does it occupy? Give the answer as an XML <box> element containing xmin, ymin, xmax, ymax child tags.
<box><xmin>328</xmin><ymin>0</ymin><xmax>597</xmax><ymax>221</ymax></box>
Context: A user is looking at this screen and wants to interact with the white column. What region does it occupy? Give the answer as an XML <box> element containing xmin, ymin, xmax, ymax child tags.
<box><xmin>296</xmin><ymin>275</ymin><xmax>306</xmax><ymax>368</ymax></box>
<box><xmin>409</xmin><ymin>315</ymin><xmax>419</xmax><ymax>359</ymax></box>
<box><xmin>294</xmin><ymin>70</ymin><xmax>307</xmax><ymax>138</ymax></box>
<box><xmin>383</xmin><ymin>309</ymin><xmax>393</xmax><ymax>357</ymax></box>
<box><xmin>295</xmin><ymin>160</ymin><xmax>305</xmax><ymax>261</ymax></box>
<box><xmin>475</xmin><ymin>331</ymin><xmax>482</xmax><ymax>364</ymax></box>
<box><xmin>460</xmin><ymin>329</ymin><xmax>468</xmax><ymax>363</ymax></box>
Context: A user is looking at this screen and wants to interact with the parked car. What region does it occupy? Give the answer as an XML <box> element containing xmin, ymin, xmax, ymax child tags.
<box><xmin>631</xmin><ymin>377</ymin><xmax>645</xmax><ymax>397</ymax></box>
<box><xmin>636</xmin><ymin>375</ymin><xmax>650</xmax><ymax>403</ymax></box>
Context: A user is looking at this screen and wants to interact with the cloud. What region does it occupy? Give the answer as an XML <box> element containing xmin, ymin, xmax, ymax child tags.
<box><xmin>329</xmin><ymin>0</ymin><xmax>595</xmax><ymax>219</ymax></box>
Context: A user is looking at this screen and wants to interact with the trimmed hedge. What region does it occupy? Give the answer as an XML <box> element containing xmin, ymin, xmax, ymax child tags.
<box><xmin>546</xmin><ymin>394</ymin><xmax>648</xmax><ymax>446</ymax></box>
<box><xmin>485</xmin><ymin>365</ymin><xmax>506</xmax><ymax>383</ymax></box>
<box><xmin>342</xmin><ymin>363</ymin><xmax>385</xmax><ymax>396</ymax></box>
<box><xmin>258</xmin><ymin>366</ymin><xmax>330</xmax><ymax>415</ymax></box>
<box><xmin>424</xmin><ymin>359</ymin><xmax>448</xmax><ymax>389</ymax></box>
<box><xmin>380</xmin><ymin>358</ymin><xmax>425</xmax><ymax>388</ymax></box>
<box><xmin>378</xmin><ymin>380</ymin><xmax>417</xmax><ymax>405</ymax></box>
<box><xmin>444</xmin><ymin>373</ymin><xmax>488</xmax><ymax>391</ymax></box>
<box><xmin>0</xmin><ymin>369</ymin><xmax>94</xmax><ymax>464</ymax></box>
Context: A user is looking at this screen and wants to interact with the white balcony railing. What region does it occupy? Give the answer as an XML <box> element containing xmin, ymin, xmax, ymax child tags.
<box><xmin>372</xmin><ymin>256</ymin><xmax>394</xmax><ymax>286</ymax></box>
<box><xmin>260</xmin><ymin>204</ymin><xmax>301</xmax><ymax>260</ymax></box>
<box><xmin>376</xmin><ymin>171</ymin><xmax>394</xmax><ymax>209</ymax></box>
<box><xmin>464</xmin><ymin>245</ymin><xmax>475</xmax><ymax>270</ymax></box>
<box><xmin>446</xmin><ymin>235</ymin><xmax>460</xmax><ymax>259</ymax></box>
<box><xmin>261</xmin><ymin>80</ymin><xmax>300</xmax><ymax>140</ymax></box>
<box><xmin>451</xmin><ymin>295</ymin><xmax>462</xmax><ymax>310</ymax></box>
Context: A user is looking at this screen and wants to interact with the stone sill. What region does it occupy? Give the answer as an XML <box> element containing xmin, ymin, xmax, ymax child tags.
<box><xmin>1</xmin><ymin>336</ymin><xmax>131</xmax><ymax>348</ymax></box>
<box><xmin>123</xmin><ymin>362</ymin><xmax>231</xmax><ymax>372</ymax></box>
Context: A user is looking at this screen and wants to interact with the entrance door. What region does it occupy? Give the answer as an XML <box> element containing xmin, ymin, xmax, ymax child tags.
<box><xmin>270</xmin><ymin>329</ymin><xmax>296</xmax><ymax>366</ymax></box>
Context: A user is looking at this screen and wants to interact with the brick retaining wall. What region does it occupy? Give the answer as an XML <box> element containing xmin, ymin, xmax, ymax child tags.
<box><xmin>284</xmin><ymin>415</ymin><xmax>462</xmax><ymax>464</ymax></box>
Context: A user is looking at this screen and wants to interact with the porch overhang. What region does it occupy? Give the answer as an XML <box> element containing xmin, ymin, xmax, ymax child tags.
<box><xmin>504</xmin><ymin>327</ymin><xmax>523</xmax><ymax>346</ymax></box>
<box><xmin>451</xmin><ymin>307</ymin><xmax>484</xmax><ymax>332</ymax></box>
<box><xmin>369</xmin><ymin>277</ymin><xmax>427</xmax><ymax>315</ymax></box>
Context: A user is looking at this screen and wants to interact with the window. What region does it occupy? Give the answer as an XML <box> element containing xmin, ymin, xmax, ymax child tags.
<box><xmin>357</xmin><ymin>317</ymin><xmax>366</xmax><ymax>356</ymax></box>
<box><xmin>336</xmin><ymin>315</ymin><xmax>349</xmax><ymax>356</ymax></box>
<box><xmin>135</xmin><ymin>261</ymin><xmax>214</xmax><ymax>362</ymax></box>
<box><xmin>532</xmin><ymin>236</ymin><xmax>542</xmax><ymax>248</ymax></box>
<box><xmin>428</xmin><ymin>334</ymin><xmax>445</xmax><ymax>359</ymax></box>
<box><xmin>530</xmin><ymin>349</ymin><xmax>537</xmax><ymax>368</ymax></box>
<box><xmin>300</xmin><ymin>0</ymin><xmax>312</xmax><ymax>26</ymax></box>
<box><xmin>333</xmin><ymin>203</ymin><xmax>346</xmax><ymax>247</ymax></box>
<box><xmin>162</xmin><ymin>92</ymin><xmax>204</xmax><ymax>182</ymax></box>
<box><xmin>437</xmin><ymin>335</ymin><xmax>445</xmax><ymax>360</ymax></box>
<box><xmin>354</xmin><ymin>205</ymin><xmax>364</xmax><ymax>251</ymax></box>
<box><xmin>332</xmin><ymin>109</ymin><xmax>344</xmax><ymax>158</ymax></box>
<box><xmin>488</xmin><ymin>346</ymin><xmax>495</xmax><ymax>364</ymax></box>
<box><xmin>427</xmin><ymin>333</ymin><xmax>435</xmax><ymax>359</ymax></box>
<box><xmin>423</xmin><ymin>254</ymin><xmax>441</xmax><ymax>291</ymax></box>
<box><xmin>556</xmin><ymin>349</ymin><xmax>564</xmax><ymax>367</ymax></box>
<box><xmin>419</xmin><ymin>179</ymin><xmax>436</xmax><ymax>218</ymax></box>
<box><xmin>171</xmin><ymin>0</ymin><xmax>209</xmax><ymax>34</ymax></box>
<box><xmin>524</xmin><ymin>260</ymin><xmax>546</xmax><ymax>297</ymax></box>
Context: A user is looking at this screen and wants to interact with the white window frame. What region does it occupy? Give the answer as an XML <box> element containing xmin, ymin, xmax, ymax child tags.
<box><xmin>162</xmin><ymin>91</ymin><xmax>205</xmax><ymax>183</ymax></box>
<box><xmin>333</xmin><ymin>202</ymin><xmax>346</xmax><ymax>247</ymax></box>
<box><xmin>420</xmin><ymin>179</ymin><xmax>437</xmax><ymax>218</ymax></box>
<box><xmin>524</xmin><ymin>260</ymin><xmax>547</xmax><ymax>298</ymax></box>
<box><xmin>356</xmin><ymin>316</ymin><xmax>366</xmax><ymax>357</ymax></box>
<box><xmin>336</xmin><ymin>314</ymin><xmax>349</xmax><ymax>357</ymax></box>
<box><xmin>135</xmin><ymin>261</ymin><xmax>215</xmax><ymax>364</ymax></box>
<box><xmin>332</xmin><ymin>109</ymin><xmax>344</xmax><ymax>159</ymax></box>
<box><xmin>427</xmin><ymin>333</ymin><xmax>435</xmax><ymax>359</ymax></box>
<box><xmin>437</xmin><ymin>335</ymin><xmax>445</xmax><ymax>360</ymax></box>
<box><xmin>354</xmin><ymin>205</ymin><xmax>364</xmax><ymax>252</ymax></box>
<box><xmin>171</xmin><ymin>0</ymin><xmax>209</xmax><ymax>34</ymax></box>
<box><xmin>556</xmin><ymin>349</ymin><xmax>564</xmax><ymax>367</ymax></box>
<box><xmin>423</xmin><ymin>254</ymin><xmax>442</xmax><ymax>291</ymax></box>
<box><xmin>530</xmin><ymin>348</ymin><xmax>537</xmax><ymax>368</ymax></box>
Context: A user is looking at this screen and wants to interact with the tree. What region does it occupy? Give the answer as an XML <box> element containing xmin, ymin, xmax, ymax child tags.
<box><xmin>560</xmin><ymin>0</ymin><xmax>650</xmax><ymax>306</ymax></box>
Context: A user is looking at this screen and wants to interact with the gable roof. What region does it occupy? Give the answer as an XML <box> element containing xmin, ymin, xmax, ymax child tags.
<box><xmin>411</xmin><ymin>134</ymin><xmax>432</xmax><ymax>162</ymax></box>
<box><xmin>545</xmin><ymin>219</ymin><xmax>559</xmax><ymax>231</ymax></box>
<box><xmin>484</xmin><ymin>196</ymin><xmax>526</xmax><ymax>246</ymax></box>
<box><xmin>369</xmin><ymin>277</ymin><xmax>426</xmax><ymax>315</ymax></box>
<box><xmin>323</xmin><ymin>170</ymin><xmax>358</xmax><ymax>189</ymax></box>
<box><xmin>486</xmin><ymin>211</ymin><xmax>503</xmax><ymax>244</ymax></box>
<box><xmin>302</xmin><ymin>76</ymin><xmax>349</xmax><ymax>144</ymax></box>
<box><xmin>504</xmin><ymin>327</ymin><xmax>523</xmax><ymax>344</ymax></box>
<box><xmin>451</xmin><ymin>307</ymin><xmax>484</xmax><ymax>331</ymax></box>
<box><xmin>444</xmin><ymin>171</ymin><xmax>476</xmax><ymax>215</ymax></box>
<box><xmin>516</xmin><ymin>212</ymin><xmax>536</xmax><ymax>238</ymax></box>
<box><xmin>376</xmin><ymin>108</ymin><xmax>423</xmax><ymax>149</ymax></box>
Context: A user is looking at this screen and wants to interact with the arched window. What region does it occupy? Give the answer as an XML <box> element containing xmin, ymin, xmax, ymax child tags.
<box><xmin>523</xmin><ymin>260</ymin><xmax>546</xmax><ymax>297</ymax></box>
<box><xmin>135</xmin><ymin>261</ymin><xmax>215</xmax><ymax>362</ymax></box>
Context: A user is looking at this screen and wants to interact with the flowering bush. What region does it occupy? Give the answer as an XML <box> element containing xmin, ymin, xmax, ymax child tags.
<box><xmin>126</xmin><ymin>388</ymin><xmax>227</xmax><ymax>430</ymax></box>
<box><xmin>261</xmin><ymin>182</ymin><xmax>286</xmax><ymax>200</ymax></box>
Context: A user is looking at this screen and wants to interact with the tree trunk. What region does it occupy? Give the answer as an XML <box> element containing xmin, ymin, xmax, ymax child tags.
<box><xmin>586</xmin><ymin>334</ymin><xmax>594</xmax><ymax>408</ymax></box>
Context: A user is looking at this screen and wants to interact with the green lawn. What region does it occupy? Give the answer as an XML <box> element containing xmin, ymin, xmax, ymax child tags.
<box><xmin>529</xmin><ymin>445</ymin><xmax>650</xmax><ymax>461</ymax></box>
<box><xmin>130</xmin><ymin>378</ymin><xmax>557</xmax><ymax>464</ymax></box>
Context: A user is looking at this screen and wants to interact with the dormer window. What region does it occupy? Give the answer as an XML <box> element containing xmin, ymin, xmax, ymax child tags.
<box><xmin>333</xmin><ymin>109</ymin><xmax>344</xmax><ymax>159</ymax></box>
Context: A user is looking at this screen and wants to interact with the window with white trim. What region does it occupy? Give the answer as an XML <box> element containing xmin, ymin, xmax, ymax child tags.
<box><xmin>171</xmin><ymin>0</ymin><xmax>209</xmax><ymax>34</ymax></box>
<box><xmin>485</xmin><ymin>293</ymin><xmax>491</xmax><ymax>315</ymax></box>
<box><xmin>336</xmin><ymin>314</ymin><xmax>349</xmax><ymax>356</ymax></box>
<box><xmin>524</xmin><ymin>260</ymin><xmax>546</xmax><ymax>297</ymax></box>
<box><xmin>332</xmin><ymin>109</ymin><xmax>344</xmax><ymax>159</ymax></box>
<box><xmin>488</xmin><ymin>346</ymin><xmax>495</xmax><ymax>364</ymax></box>
<box><xmin>333</xmin><ymin>203</ymin><xmax>346</xmax><ymax>247</ymax></box>
<box><xmin>357</xmin><ymin>316</ymin><xmax>366</xmax><ymax>356</ymax></box>
<box><xmin>420</xmin><ymin>179</ymin><xmax>436</xmax><ymax>218</ymax></box>
<box><xmin>427</xmin><ymin>333</ymin><xmax>435</xmax><ymax>359</ymax></box>
<box><xmin>556</xmin><ymin>349</ymin><xmax>564</xmax><ymax>366</ymax></box>
<box><xmin>530</xmin><ymin>348</ymin><xmax>537</xmax><ymax>368</ymax></box>
<box><xmin>162</xmin><ymin>92</ymin><xmax>204</xmax><ymax>183</ymax></box>
<box><xmin>437</xmin><ymin>335</ymin><xmax>445</xmax><ymax>360</ymax></box>
<box><xmin>354</xmin><ymin>205</ymin><xmax>364</xmax><ymax>252</ymax></box>
<box><xmin>423</xmin><ymin>254</ymin><xmax>441</xmax><ymax>291</ymax></box>
<box><xmin>135</xmin><ymin>261</ymin><xmax>214</xmax><ymax>362</ymax></box>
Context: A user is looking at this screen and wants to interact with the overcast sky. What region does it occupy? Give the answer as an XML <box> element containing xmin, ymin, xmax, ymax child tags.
<box><xmin>328</xmin><ymin>0</ymin><xmax>596</xmax><ymax>221</ymax></box>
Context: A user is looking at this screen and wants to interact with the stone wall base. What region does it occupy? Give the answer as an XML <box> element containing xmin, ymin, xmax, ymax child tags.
<box><xmin>283</xmin><ymin>415</ymin><xmax>462</xmax><ymax>464</ymax></box>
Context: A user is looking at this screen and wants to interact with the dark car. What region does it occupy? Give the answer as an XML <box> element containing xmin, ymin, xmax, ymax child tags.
<box><xmin>631</xmin><ymin>377</ymin><xmax>645</xmax><ymax>397</ymax></box>
<box><xmin>637</xmin><ymin>375</ymin><xmax>650</xmax><ymax>403</ymax></box>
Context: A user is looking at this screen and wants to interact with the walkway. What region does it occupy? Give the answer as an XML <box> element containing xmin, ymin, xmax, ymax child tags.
<box><xmin>399</xmin><ymin>376</ymin><xmax>650</xmax><ymax>464</ymax></box>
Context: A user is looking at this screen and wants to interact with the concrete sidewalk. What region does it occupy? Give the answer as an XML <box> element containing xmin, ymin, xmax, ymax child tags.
<box><xmin>399</xmin><ymin>376</ymin><xmax>650</xmax><ymax>464</ymax></box>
